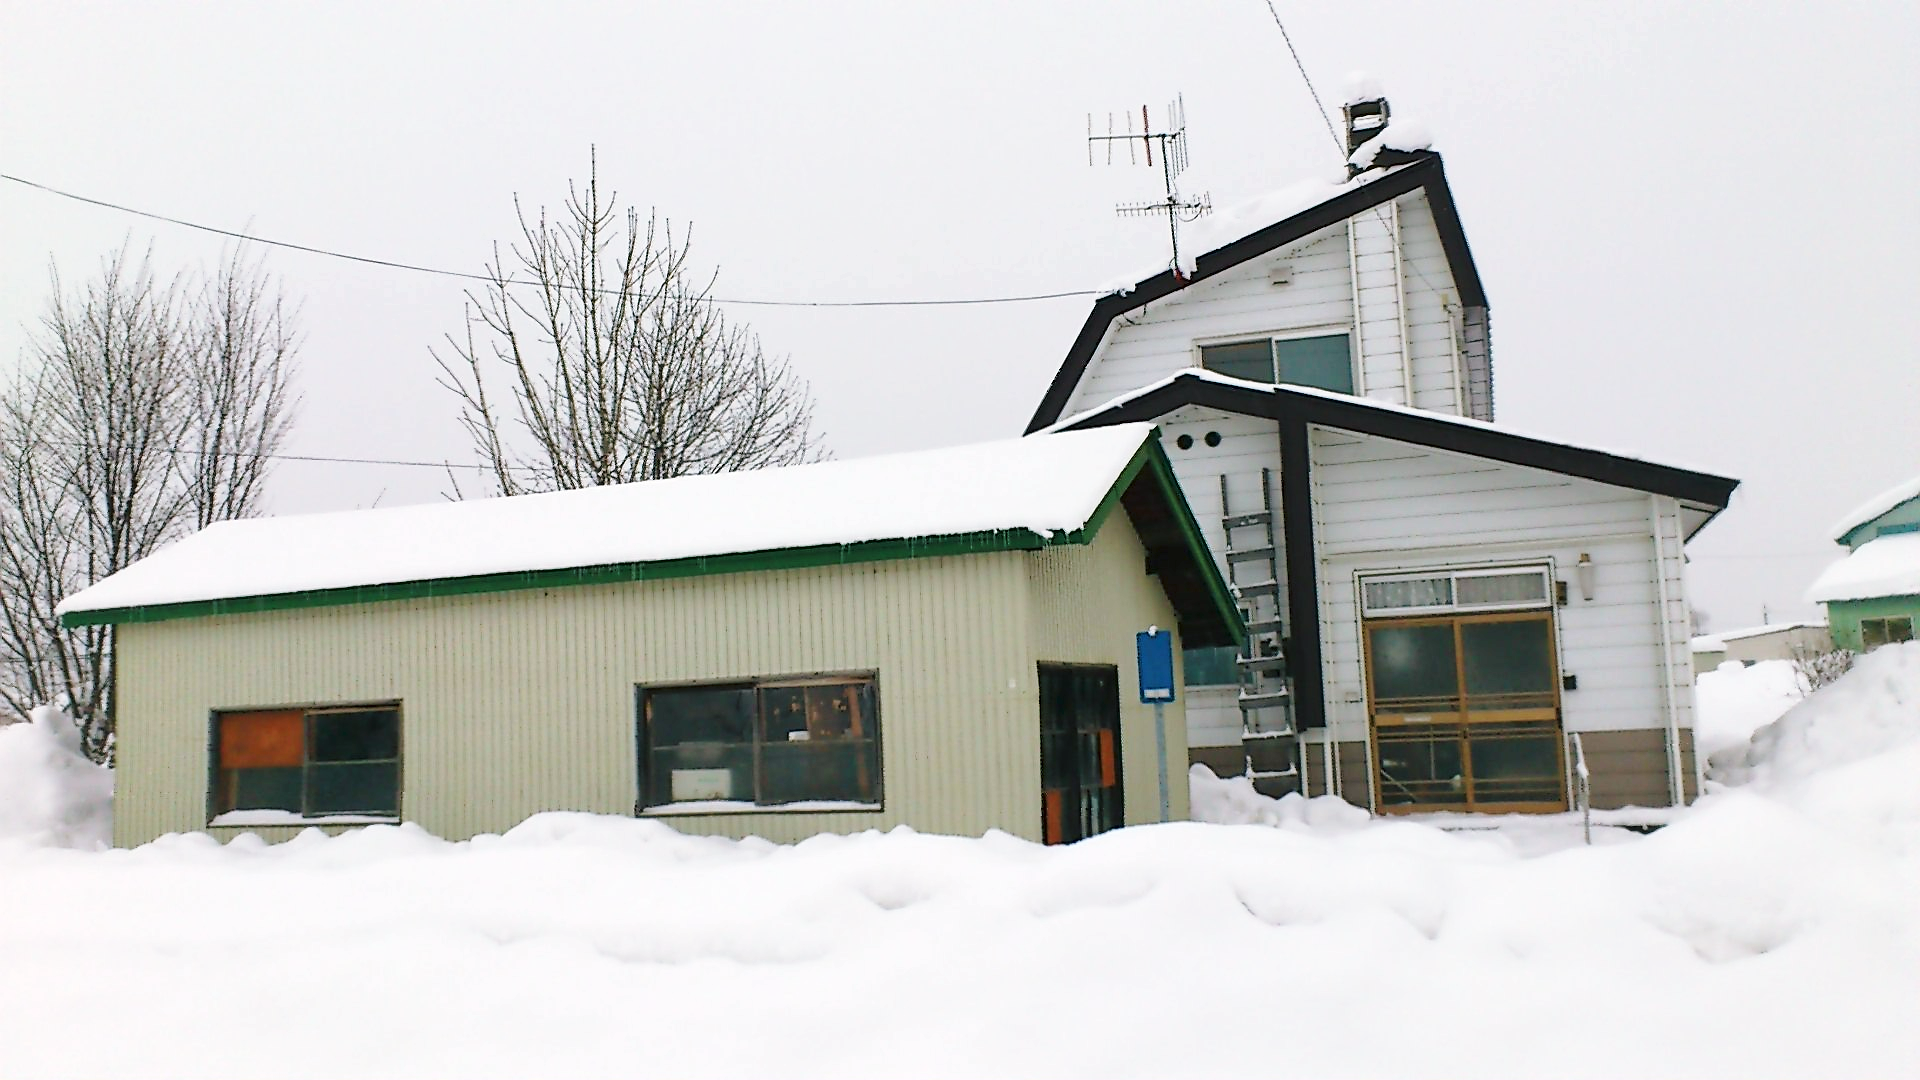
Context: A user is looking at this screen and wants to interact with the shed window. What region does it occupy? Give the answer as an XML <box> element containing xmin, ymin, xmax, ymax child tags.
<box><xmin>1861</xmin><ymin>617</ymin><xmax>1913</xmax><ymax>650</ymax></box>
<box><xmin>1199</xmin><ymin>333</ymin><xmax>1354</xmax><ymax>394</ymax></box>
<box><xmin>640</xmin><ymin>675</ymin><xmax>880</xmax><ymax>810</ymax></box>
<box><xmin>213</xmin><ymin>705</ymin><xmax>401</xmax><ymax>820</ymax></box>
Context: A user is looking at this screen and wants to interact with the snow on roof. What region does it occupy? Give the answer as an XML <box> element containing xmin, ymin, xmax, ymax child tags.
<box><xmin>58</xmin><ymin>424</ymin><xmax>1158</xmax><ymax>616</ymax></box>
<box><xmin>1805</xmin><ymin>533</ymin><xmax>1920</xmax><ymax>605</ymax></box>
<box><xmin>1048</xmin><ymin>367</ymin><xmax>1732</xmax><ymax>483</ymax></box>
<box><xmin>1711</xmin><ymin>620</ymin><xmax>1829</xmax><ymax>643</ymax></box>
<box><xmin>1177</xmin><ymin>163</ymin><xmax>1418</xmax><ymax>270</ymax></box>
<box><xmin>1829</xmin><ymin>474</ymin><xmax>1920</xmax><ymax>543</ymax></box>
<box><xmin>1689</xmin><ymin>635</ymin><xmax>1728</xmax><ymax>653</ymax></box>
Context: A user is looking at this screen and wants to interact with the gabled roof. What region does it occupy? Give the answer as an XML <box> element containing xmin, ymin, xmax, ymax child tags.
<box><xmin>60</xmin><ymin>425</ymin><xmax>1244</xmax><ymax>646</ymax></box>
<box><xmin>1026</xmin><ymin>151</ymin><xmax>1485</xmax><ymax>434</ymax></box>
<box><xmin>1807</xmin><ymin>533</ymin><xmax>1920</xmax><ymax>604</ymax></box>
<box><xmin>1053</xmin><ymin>369</ymin><xmax>1740</xmax><ymax>532</ymax></box>
<box><xmin>1831</xmin><ymin>475</ymin><xmax>1920</xmax><ymax>545</ymax></box>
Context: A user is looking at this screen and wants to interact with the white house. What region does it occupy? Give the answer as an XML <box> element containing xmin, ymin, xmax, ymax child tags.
<box><xmin>1024</xmin><ymin>97</ymin><xmax>1739</xmax><ymax>814</ymax></box>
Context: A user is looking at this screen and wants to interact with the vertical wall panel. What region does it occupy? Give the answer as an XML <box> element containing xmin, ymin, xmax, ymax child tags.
<box><xmin>113</xmin><ymin>551</ymin><xmax>1042</xmax><ymax>847</ymax></box>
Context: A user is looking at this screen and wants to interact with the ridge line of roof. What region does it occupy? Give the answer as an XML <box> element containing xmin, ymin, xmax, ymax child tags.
<box><xmin>1025</xmin><ymin>152</ymin><xmax>1482</xmax><ymax>433</ymax></box>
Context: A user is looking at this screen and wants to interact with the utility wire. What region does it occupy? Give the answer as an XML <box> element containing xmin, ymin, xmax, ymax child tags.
<box><xmin>1260</xmin><ymin>0</ymin><xmax>1343</xmax><ymax>156</ymax></box>
<box><xmin>0</xmin><ymin>171</ymin><xmax>1102</xmax><ymax>309</ymax></box>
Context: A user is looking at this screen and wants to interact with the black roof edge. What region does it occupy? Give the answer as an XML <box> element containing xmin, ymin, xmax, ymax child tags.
<box><xmin>1060</xmin><ymin>373</ymin><xmax>1741</xmax><ymax>511</ymax></box>
<box><xmin>1025</xmin><ymin>152</ymin><xmax>1486</xmax><ymax>434</ymax></box>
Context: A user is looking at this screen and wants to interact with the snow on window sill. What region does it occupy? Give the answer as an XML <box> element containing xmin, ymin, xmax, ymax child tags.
<box><xmin>208</xmin><ymin>810</ymin><xmax>400</xmax><ymax>828</ymax></box>
<box><xmin>642</xmin><ymin>800</ymin><xmax>882</xmax><ymax>817</ymax></box>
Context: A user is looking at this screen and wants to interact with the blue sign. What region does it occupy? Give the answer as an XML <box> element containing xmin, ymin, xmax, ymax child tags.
<box><xmin>1136</xmin><ymin>627</ymin><xmax>1175</xmax><ymax>703</ymax></box>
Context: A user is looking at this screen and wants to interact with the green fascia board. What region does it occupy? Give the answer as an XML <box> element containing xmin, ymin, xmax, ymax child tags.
<box><xmin>62</xmin><ymin>432</ymin><xmax>1246</xmax><ymax>644</ymax></box>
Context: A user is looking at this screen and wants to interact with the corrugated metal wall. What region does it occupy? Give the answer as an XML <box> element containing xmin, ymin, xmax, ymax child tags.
<box><xmin>1026</xmin><ymin>516</ymin><xmax>1191</xmax><ymax>825</ymax></box>
<box><xmin>116</xmin><ymin>551</ymin><xmax>1048</xmax><ymax>846</ymax></box>
<box><xmin>113</xmin><ymin>511</ymin><xmax>1194</xmax><ymax>846</ymax></box>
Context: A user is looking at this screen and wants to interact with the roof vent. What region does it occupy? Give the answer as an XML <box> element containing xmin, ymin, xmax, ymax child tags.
<box><xmin>1342</xmin><ymin>96</ymin><xmax>1389</xmax><ymax>156</ymax></box>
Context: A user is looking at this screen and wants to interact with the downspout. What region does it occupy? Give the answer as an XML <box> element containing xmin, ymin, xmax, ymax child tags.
<box><xmin>1347</xmin><ymin>220</ymin><xmax>1369</xmax><ymax>397</ymax></box>
<box><xmin>1447</xmin><ymin>296</ymin><xmax>1468</xmax><ymax>417</ymax></box>
<box><xmin>1390</xmin><ymin>202</ymin><xmax>1414</xmax><ymax>407</ymax></box>
<box><xmin>1649</xmin><ymin>495</ymin><xmax>1685</xmax><ymax>806</ymax></box>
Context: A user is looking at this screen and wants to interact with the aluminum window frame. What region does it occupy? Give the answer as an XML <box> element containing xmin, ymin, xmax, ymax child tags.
<box><xmin>1192</xmin><ymin>324</ymin><xmax>1357</xmax><ymax>393</ymax></box>
<box><xmin>207</xmin><ymin>701</ymin><xmax>405</xmax><ymax>824</ymax></box>
<box><xmin>1360</xmin><ymin>564</ymin><xmax>1553</xmax><ymax>619</ymax></box>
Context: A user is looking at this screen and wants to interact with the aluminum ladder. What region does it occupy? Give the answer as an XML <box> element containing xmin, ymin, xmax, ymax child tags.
<box><xmin>1220</xmin><ymin>468</ymin><xmax>1301</xmax><ymax>797</ymax></box>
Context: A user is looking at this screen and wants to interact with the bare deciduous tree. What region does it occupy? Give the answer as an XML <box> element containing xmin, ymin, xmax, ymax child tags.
<box><xmin>0</xmin><ymin>247</ymin><xmax>300</xmax><ymax>760</ymax></box>
<box><xmin>433</xmin><ymin>153</ymin><xmax>821</xmax><ymax>497</ymax></box>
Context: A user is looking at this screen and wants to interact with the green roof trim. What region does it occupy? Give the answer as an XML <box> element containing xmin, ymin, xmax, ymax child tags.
<box><xmin>61</xmin><ymin>432</ymin><xmax>1245</xmax><ymax>645</ymax></box>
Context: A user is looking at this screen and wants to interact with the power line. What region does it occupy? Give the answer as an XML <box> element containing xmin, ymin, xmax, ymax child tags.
<box><xmin>0</xmin><ymin>171</ymin><xmax>1102</xmax><ymax>309</ymax></box>
<box><xmin>1259</xmin><ymin>0</ymin><xmax>1343</xmax><ymax>155</ymax></box>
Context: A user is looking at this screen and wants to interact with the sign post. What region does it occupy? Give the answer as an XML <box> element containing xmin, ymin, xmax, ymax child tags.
<box><xmin>1136</xmin><ymin>626</ymin><xmax>1176</xmax><ymax>822</ymax></box>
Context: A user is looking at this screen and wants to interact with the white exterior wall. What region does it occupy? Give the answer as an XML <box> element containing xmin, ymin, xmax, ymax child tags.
<box><xmin>1307</xmin><ymin>427</ymin><xmax>1693</xmax><ymax>752</ymax></box>
<box><xmin>1059</xmin><ymin>191</ymin><xmax>1468</xmax><ymax>422</ymax></box>
<box><xmin>1153</xmin><ymin>406</ymin><xmax>1286</xmax><ymax>748</ymax></box>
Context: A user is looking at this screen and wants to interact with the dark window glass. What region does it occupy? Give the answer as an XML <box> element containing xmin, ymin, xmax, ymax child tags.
<box><xmin>1375</xmin><ymin>725</ymin><xmax>1466</xmax><ymax>807</ymax></box>
<box><xmin>1369</xmin><ymin>623</ymin><xmax>1459</xmax><ymax>709</ymax></box>
<box><xmin>1182</xmin><ymin>645</ymin><xmax>1240</xmax><ymax>686</ymax></box>
<box><xmin>1461</xmin><ymin>619</ymin><xmax>1556</xmax><ymax>710</ymax></box>
<box><xmin>641</xmin><ymin>678</ymin><xmax>878</xmax><ymax>808</ymax></box>
<box><xmin>1274</xmin><ymin>334</ymin><xmax>1353</xmax><ymax>394</ymax></box>
<box><xmin>310</xmin><ymin>709</ymin><xmax>400</xmax><ymax>762</ymax></box>
<box><xmin>1466</xmin><ymin>724</ymin><xmax>1562</xmax><ymax>804</ymax></box>
<box><xmin>1199</xmin><ymin>340</ymin><xmax>1275</xmax><ymax>382</ymax></box>
<box><xmin>308</xmin><ymin>763</ymin><xmax>401</xmax><ymax>815</ymax></box>
<box><xmin>230</xmin><ymin>767</ymin><xmax>303</xmax><ymax>812</ymax></box>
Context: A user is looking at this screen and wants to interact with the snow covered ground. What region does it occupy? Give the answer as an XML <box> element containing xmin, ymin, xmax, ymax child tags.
<box><xmin>3</xmin><ymin>646</ymin><xmax>1917</xmax><ymax>1078</ymax></box>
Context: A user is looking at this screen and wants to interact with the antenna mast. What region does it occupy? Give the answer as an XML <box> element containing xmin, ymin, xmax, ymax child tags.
<box><xmin>1088</xmin><ymin>94</ymin><xmax>1211</xmax><ymax>277</ymax></box>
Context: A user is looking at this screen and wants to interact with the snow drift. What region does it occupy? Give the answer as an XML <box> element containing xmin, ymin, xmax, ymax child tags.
<box><xmin>0</xmin><ymin>707</ymin><xmax>111</xmax><ymax>849</ymax></box>
<box><xmin>0</xmin><ymin>648</ymin><xmax>1916</xmax><ymax>1077</ymax></box>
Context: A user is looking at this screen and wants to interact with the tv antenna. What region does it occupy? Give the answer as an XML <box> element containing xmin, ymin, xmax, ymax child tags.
<box><xmin>1088</xmin><ymin>94</ymin><xmax>1212</xmax><ymax>277</ymax></box>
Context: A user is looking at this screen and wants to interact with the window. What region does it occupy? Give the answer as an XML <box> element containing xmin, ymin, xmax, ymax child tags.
<box><xmin>212</xmin><ymin>705</ymin><xmax>401</xmax><ymax>821</ymax></box>
<box><xmin>1182</xmin><ymin>645</ymin><xmax>1241</xmax><ymax>687</ymax></box>
<box><xmin>1199</xmin><ymin>333</ymin><xmax>1354</xmax><ymax>394</ymax></box>
<box><xmin>1361</xmin><ymin>566</ymin><xmax>1552</xmax><ymax>618</ymax></box>
<box><xmin>639</xmin><ymin>675</ymin><xmax>880</xmax><ymax>810</ymax></box>
<box><xmin>1364</xmin><ymin>610</ymin><xmax>1565</xmax><ymax>813</ymax></box>
<box><xmin>1861</xmin><ymin>616</ymin><xmax>1914</xmax><ymax>650</ymax></box>
<box><xmin>1039</xmin><ymin>664</ymin><xmax>1122</xmax><ymax>844</ymax></box>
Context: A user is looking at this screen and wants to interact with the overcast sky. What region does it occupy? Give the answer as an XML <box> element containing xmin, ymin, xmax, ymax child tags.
<box><xmin>4</xmin><ymin>1</ymin><xmax>1916</xmax><ymax>630</ymax></box>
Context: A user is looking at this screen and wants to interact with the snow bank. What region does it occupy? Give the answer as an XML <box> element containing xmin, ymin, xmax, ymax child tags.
<box><xmin>1</xmin><ymin>661</ymin><xmax>1917</xmax><ymax>1076</ymax></box>
<box><xmin>1695</xmin><ymin>658</ymin><xmax>1803</xmax><ymax>760</ymax></box>
<box><xmin>1713</xmin><ymin>640</ymin><xmax>1920</xmax><ymax>791</ymax></box>
<box><xmin>0</xmin><ymin>707</ymin><xmax>112</xmax><ymax>849</ymax></box>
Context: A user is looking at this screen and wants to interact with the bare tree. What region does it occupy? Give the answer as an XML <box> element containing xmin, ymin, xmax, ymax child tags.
<box><xmin>0</xmin><ymin>247</ymin><xmax>300</xmax><ymax>760</ymax></box>
<box><xmin>434</xmin><ymin>152</ymin><xmax>821</xmax><ymax>496</ymax></box>
<box><xmin>1788</xmin><ymin>640</ymin><xmax>1854</xmax><ymax>697</ymax></box>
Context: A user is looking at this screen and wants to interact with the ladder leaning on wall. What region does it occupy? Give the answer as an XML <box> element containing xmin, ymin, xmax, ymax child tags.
<box><xmin>1221</xmin><ymin>468</ymin><xmax>1302</xmax><ymax>797</ymax></box>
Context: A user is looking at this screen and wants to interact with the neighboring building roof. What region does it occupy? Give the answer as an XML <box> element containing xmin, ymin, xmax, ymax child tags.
<box><xmin>59</xmin><ymin>425</ymin><xmax>1244</xmax><ymax>646</ymax></box>
<box><xmin>1050</xmin><ymin>369</ymin><xmax>1740</xmax><ymax>528</ymax></box>
<box><xmin>1830</xmin><ymin>475</ymin><xmax>1920</xmax><ymax>545</ymax></box>
<box><xmin>1806</xmin><ymin>533</ymin><xmax>1920</xmax><ymax>605</ymax></box>
<box><xmin>1689</xmin><ymin>635</ymin><xmax>1728</xmax><ymax>653</ymax></box>
<box><xmin>1025</xmin><ymin>151</ymin><xmax>1485</xmax><ymax>434</ymax></box>
<box><xmin>1712</xmin><ymin>621</ymin><xmax>1828</xmax><ymax>643</ymax></box>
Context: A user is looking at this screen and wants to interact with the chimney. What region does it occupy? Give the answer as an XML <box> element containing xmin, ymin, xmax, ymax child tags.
<box><xmin>1342</xmin><ymin>96</ymin><xmax>1389</xmax><ymax>156</ymax></box>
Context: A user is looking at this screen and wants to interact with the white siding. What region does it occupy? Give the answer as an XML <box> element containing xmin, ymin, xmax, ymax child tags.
<box><xmin>1060</xmin><ymin>190</ymin><xmax>1469</xmax><ymax>422</ymax></box>
<box><xmin>1064</xmin><ymin>224</ymin><xmax>1353</xmax><ymax>417</ymax></box>
<box><xmin>1308</xmin><ymin>426</ymin><xmax>1676</xmax><ymax>743</ymax></box>
<box><xmin>1154</xmin><ymin>406</ymin><xmax>1287</xmax><ymax>749</ymax></box>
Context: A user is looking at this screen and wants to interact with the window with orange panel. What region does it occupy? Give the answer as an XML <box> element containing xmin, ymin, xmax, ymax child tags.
<box><xmin>212</xmin><ymin>705</ymin><xmax>401</xmax><ymax>819</ymax></box>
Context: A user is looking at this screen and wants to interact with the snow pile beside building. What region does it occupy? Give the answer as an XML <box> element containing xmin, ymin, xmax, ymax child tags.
<box><xmin>1713</xmin><ymin>640</ymin><xmax>1920</xmax><ymax>795</ymax></box>
<box><xmin>1187</xmin><ymin>763</ymin><xmax>1369</xmax><ymax>830</ymax></box>
<box><xmin>1694</xmin><ymin>658</ymin><xmax>1805</xmax><ymax>760</ymax></box>
<box><xmin>0</xmin><ymin>707</ymin><xmax>112</xmax><ymax>849</ymax></box>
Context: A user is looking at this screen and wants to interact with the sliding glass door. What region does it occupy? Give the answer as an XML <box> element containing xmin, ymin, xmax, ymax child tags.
<box><xmin>1365</xmin><ymin>611</ymin><xmax>1564</xmax><ymax>812</ymax></box>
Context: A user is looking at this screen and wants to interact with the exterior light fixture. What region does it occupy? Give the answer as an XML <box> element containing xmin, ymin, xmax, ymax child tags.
<box><xmin>1574</xmin><ymin>553</ymin><xmax>1596</xmax><ymax>602</ymax></box>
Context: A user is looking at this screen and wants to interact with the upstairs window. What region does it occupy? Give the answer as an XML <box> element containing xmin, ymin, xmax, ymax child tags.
<box><xmin>640</xmin><ymin>675</ymin><xmax>881</xmax><ymax>811</ymax></box>
<box><xmin>1200</xmin><ymin>333</ymin><xmax>1354</xmax><ymax>395</ymax></box>
<box><xmin>212</xmin><ymin>704</ymin><xmax>401</xmax><ymax>822</ymax></box>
